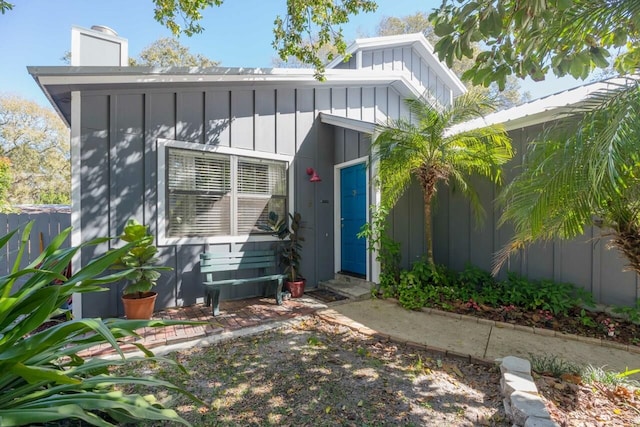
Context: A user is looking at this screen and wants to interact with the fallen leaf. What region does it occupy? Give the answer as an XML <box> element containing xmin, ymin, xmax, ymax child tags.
<box><xmin>357</xmin><ymin>400</ymin><xmax>363</xmax><ymax>407</ymax></box>
<box><xmin>560</xmin><ymin>373</ymin><xmax>582</xmax><ymax>385</ymax></box>
<box><xmin>325</xmin><ymin>406</ymin><xmax>332</xmax><ymax>414</ymax></box>
<box><xmin>451</xmin><ymin>366</ymin><xmax>464</xmax><ymax>378</ymax></box>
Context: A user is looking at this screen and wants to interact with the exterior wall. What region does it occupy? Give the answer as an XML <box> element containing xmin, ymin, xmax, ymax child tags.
<box><xmin>392</xmin><ymin>123</ymin><xmax>639</xmax><ymax>307</ymax></box>
<box><xmin>78</xmin><ymin>84</ymin><xmax>405</xmax><ymax>317</ymax></box>
<box><xmin>335</xmin><ymin>47</ymin><xmax>452</xmax><ymax>105</ymax></box>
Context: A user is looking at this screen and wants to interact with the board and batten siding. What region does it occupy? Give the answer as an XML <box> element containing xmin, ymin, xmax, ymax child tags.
<box><xmin>334</xmin><ymin>46</ymin><xmax>452</xmax><ymax>106</ymax></box>
<box><xmin>390</xmin><ymin>123</ymin><xmax>639</xmax><ymax>307</ymax></box>
<box><xmin>78</xmin><ymin>84</ymin><xmax>405</xmax><ymax>317</ymax></box>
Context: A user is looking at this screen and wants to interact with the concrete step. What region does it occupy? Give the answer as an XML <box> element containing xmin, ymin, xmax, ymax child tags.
<box><xmin>318</xmin><ymin>276</ymin><xmax>376</xmax><ymax>301</ymax></box>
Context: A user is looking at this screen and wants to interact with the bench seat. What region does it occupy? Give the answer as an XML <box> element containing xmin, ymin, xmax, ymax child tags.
<box><xmin>200</xmin><ymin>251</ymin><xmax>285</xmax><ymax>316</ymax></box>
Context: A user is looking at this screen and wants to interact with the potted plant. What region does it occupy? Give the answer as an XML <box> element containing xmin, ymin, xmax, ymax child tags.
<box><xmin>260</xmin><ymin>211</ymin><xmax>306</xmax><ymax>298</ymax></box>
<box><xmin>114</xmin><ymin>219</ymin><xmax>171</xmax><ymax>319</ymax></box>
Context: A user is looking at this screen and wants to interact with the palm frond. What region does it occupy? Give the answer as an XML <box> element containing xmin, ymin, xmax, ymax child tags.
<box><xmin>495</xmin><ymin>78</ymin><xmax>640</xmax><ymax>273</ymax></box>
<box><xmin>372</xmin><ymin>92</ymin><xmax>513</xmax><ymax>263</ymax></box>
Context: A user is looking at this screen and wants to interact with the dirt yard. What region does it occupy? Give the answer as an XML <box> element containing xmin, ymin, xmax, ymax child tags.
<box><xmin>122</xmin><ymin>316</ymin><xmax>509</xmax><ymax>426</ymax></box>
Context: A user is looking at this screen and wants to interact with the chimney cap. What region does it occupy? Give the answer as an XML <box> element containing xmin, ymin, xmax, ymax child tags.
<box><xmin>90</xmin><ymin>25</ymin><xmax>118</xmax><ymax>37</ymax></box>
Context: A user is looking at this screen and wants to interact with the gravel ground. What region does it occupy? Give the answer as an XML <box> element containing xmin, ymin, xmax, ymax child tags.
<box><xmin>120</xmin><ymin>316</ymin><xmax>509</xmax><ymax>426</ymax></box>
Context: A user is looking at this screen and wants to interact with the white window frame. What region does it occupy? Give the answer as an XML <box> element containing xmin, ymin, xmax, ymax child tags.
<box><xmin>157</xmin><ymin>138</ymin><xmax>294</xmax><ymax>246</ymax></box>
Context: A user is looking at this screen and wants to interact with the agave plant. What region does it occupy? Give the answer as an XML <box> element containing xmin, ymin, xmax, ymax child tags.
<box><xmin>0</xmin><ymin>222</ymin><xmax>202</xmax><ymax>426</ymax></box>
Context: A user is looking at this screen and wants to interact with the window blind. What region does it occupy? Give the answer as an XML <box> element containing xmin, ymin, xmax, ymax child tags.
<box><xmin>166</xmin><ymin>147</ymin><xmax>287</xmax><ymax>238</ymax></box>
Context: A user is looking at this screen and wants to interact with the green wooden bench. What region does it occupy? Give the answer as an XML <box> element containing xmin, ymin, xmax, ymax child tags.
<box><xmin>200</xmin><ymin>250</ymin><xmax>285</xmax><ymax>316</ymax></box>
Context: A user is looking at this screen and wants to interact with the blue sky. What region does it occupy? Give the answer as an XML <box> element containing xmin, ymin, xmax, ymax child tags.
<box><xmin>0</xmin><ymin>0</ymin><xmax>583</xmax><ymax>107</ymax></box>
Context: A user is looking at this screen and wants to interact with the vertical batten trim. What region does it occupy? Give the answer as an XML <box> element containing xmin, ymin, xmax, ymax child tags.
<box><xmin>274</xmin><ymin>89</ymin><xmax>279</xmax><ymax>153</ymax></box>
<box><xmin>70</xmin><ymin>91</ymin><xmax>83</xmax><ymax>319</ymax></box>
<box><xmin>370</xmin><ymin>140</ymin><xmax>381</xmax><ymax>284</ymax></box>
<box><xmin>252</xmin><ymin>90</ymin><xmax>256</xmax><ymax>151</ymax></box>
<box><xmin>355</xmin><ymin>50</ymin><xmax>362</xmax><ymax>69</ymax></box>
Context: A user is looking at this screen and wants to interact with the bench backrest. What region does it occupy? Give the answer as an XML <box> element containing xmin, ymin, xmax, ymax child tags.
<box><xmin>200</xmin><ymin>250</ymin><xmax>278</xmax><ymax>281</ymax></box>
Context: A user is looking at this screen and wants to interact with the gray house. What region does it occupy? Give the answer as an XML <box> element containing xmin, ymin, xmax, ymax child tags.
<box><xmin>30</xmin><ymin>27</ymin><xmax>637</xmax><ymax>318</ymax></box>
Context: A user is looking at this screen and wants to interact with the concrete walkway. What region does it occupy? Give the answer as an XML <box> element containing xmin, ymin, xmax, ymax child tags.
<box><xmin>95</xmin><ymin>294</ymin><xmax>639</xmax><ymax>375</ymax></box>
<box><xmin>319</xmin><ymin>299</ymin><xmax>640</xmax><ymax>373</ymax></box>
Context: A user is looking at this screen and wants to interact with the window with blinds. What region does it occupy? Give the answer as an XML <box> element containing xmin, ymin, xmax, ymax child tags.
<box><xmin>166</xmin><ymin>148</ymin><xmax>287</xmax><ymax>237</ymax></box>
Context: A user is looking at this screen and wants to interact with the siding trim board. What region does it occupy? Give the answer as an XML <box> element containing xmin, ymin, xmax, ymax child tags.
<box><xmin>70</xmin><ymin>91</ymin><xmax>83</xmax><ymax>319</ymax></box>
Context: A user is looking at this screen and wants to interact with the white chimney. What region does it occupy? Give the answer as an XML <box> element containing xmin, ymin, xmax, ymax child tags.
<box><xmin>70</xmin><ymin>25</ymin><xmax>128</xmax><ymax>66</ymax></box>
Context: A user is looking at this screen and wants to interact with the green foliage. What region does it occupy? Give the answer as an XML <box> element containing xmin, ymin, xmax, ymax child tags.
<box><xmin>358</xmin><ymin>205</ymin><xmax>401</xmax><ymax>298</ymax></box>
<box><xmin>396</xmin><ymin>261</ymin><xmax>455</xmax><ymax>310</ymax></box>
<box><xmin>148</xmin><ymin>0</ymin><xmax>377</xmax><ymax>78</ymax></box>
<box><xmin>152</xmin><ymin>0</ymin><xmax>223</xmax><ymax>36</ymax></box>
<box><xmin>0</xmin><ymin>95</ymin><xmax>70</xmax><ymax>205</ymax></box>
<box><xmin>36</xmin><ymin>187</ymin><xmax>70</xmax><ymax>205</ymax></box>
<box><xmin>529</xmin><ymin>354</ymin><xmax>582</xmax><ymax>378</ymax></box>
<box><xmin>613</xmin><ymin>299</ymin><xmax>640</xmax><ymax>324</ymax></box>
<box><xmin>494</xmin><ymin>80</ymin><xmax>640</xmax><ymax>276</ymax></box>
<box><xmin>0</xmin><ymin>156</ymin><xmax>11</xmax><ymax>211</ymax></box>
<box><xmin>579</xmin><ymin>309</ymin><xmax>597</xmax><ymax>328</ymax></box>
<box><xmin>112</xmin><ymin>219</ymin><xmax>172</xmax><ymax>297</ymax></box>
<box><xmin>0</xmin><ymin>222</ymin><xmax>202</xmax><ymax>426</ymax></box>
<box><xmin>583</xmin><ymin>365</ymin><xmax>640</xmax><ymax>388</ymax></box>
<box><xmin>0</xmin><ymin>0</ymin><xmax>12</xmax><ymax>13</ymax></box>
<box><xmin>260</xmin><ymin>212</ymin><xmax>304</xmax><ymax>282</ymax></box>
<box><xmin>372</xmin><ymin>92</ymin><xmax>513</xmax><ymax>264</ymax></box>
<box><xmin>430</xmin><ymin>1</ymin><xmax>640</xmax><ymax>90</ymax></box>
<box><xmin>391</xmin><ymin>261</ymin><xmax>592</xmax><ymax>317</ymax></box>
<box><xmin>273</xmin><ymin>0</ymin><xmax>378</xmax><ymax>79</ymax></box>
<box><xmin>130</xmin><ymin>37</ymin><xmax>219</xmax><ymax>67</ymax></box>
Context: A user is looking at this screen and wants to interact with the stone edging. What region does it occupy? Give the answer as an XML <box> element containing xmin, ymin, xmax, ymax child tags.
<box><xmin>419</xmin><ymin>305</ymin><xmax>640</xmax><ymax>355</ymax></box>
<box><xmin>499</xmin><ymin>356</ymin><xmax>559</xmax><ymax>427</ymax></box>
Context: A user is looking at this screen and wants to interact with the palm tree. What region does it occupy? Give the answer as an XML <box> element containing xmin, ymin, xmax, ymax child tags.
<box><xmin>372</xmin><ymin>91</ymin><xmax>513</xmax><ymax>265</ymax></box>
<box><xmin>495</xmin><ymin>78</ymin><xmax>640</xmax><ymax>275</ymax></box>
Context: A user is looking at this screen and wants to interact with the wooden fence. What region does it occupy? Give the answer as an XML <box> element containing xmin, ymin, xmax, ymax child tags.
<box><xmin>0</xmin><ymin>206</ymin><xmax>71</xmax><ymax>278</ymax></box>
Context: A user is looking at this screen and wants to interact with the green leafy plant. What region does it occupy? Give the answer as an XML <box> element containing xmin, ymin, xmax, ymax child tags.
<box><xmin>112</xmin><ymin>219</ymin><xmax>171</xmax><ymax>298</ymax></box>
<box><xmin>0</xmin><ymin>222</ymin><xmax>203</xmax><ymax>426</ymax></box>
<box><xmin>396</xmin><ymin>260</ymin><xmax>455</xmax><ymax>310</ymax></box>
<box><xmin>579</xmin><ymin>309</ymin><xmax>597</xmax><ymax>328</ymax></box>
<box><xmin>613</xmin><ymin>299</ymin><xmax>640</xmax><ymax>324</ymax></box>
<box><xmin>529</xmin><ymin>354</ymin><xmax>582</xmax><ymax>378</ymax></box>
<box><xmin>358</xmin><ymin>204</ymin><xmax>401</xmax><ymax>298</ymax></box>
<box><xmin>259</xmin><ymin>211</ymin><xmax>304</xmax><ymax>282</ymax></box>
<box><xmin>583</xmin><ymin>366</ymin><xmax>640</xmax><ymax>388</ymax></box>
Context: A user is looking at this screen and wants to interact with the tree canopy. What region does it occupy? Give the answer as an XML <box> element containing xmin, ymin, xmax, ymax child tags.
<box><xmin>129</xmin><ymin>37</ymin><xmax>220</xmax><ymax>67</ymax></box>
<box><xmin>0</xmin><ymin>95</ymin><xmax>70</xmax><ymax>205</ymax></box>
<box><xmin>430</xmin><ymin>0</ymin><xmax>640</xmax><ymax>90</ymax></box>
<box><xmin>151</xmin><ymin>0</ymin><xmax>378</xmax><ymax>78</ymax></box>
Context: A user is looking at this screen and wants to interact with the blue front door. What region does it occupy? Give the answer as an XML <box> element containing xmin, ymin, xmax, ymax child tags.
<box><xmin>340</xmin><ymin>163</ymin><xmax>367</xmax><ymax>276</ymax></box>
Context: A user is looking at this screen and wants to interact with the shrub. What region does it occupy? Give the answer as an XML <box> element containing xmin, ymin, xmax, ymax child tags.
<box><xmin>393</xmin><ymin>260</ymin><xmax>597</xmax><ymax>317</ymax></box>
<box><xmin>0</xmin><ymin>222</ymin><xmax>202</xmax><ymax>426</ymax></box>
<box><xmin>396</xmin><ymin>261</ymin><xmax>455</xmax><ymax>310</ymax></box>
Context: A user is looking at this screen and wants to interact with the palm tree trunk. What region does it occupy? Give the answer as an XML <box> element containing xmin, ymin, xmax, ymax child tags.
<box><xmin>424</xmin><ymin>192</ymin><xmax>434</xmax><ymax>265</ymax></box>
<box><xmin>418</xmin><ymin>167</ymin><xmax>438</xmax><ymax>266</ymax></box>
<box><xmin>611</xmin><ymin>226</ymin><xmax>640</xmax><ymax>276</ymax></box>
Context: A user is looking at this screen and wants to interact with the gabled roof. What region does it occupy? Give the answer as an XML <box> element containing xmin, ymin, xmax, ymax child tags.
<box><xmin>326</xmin><ymin>32</ymin><xmax>466</xmax><ymax>96</ymax></box>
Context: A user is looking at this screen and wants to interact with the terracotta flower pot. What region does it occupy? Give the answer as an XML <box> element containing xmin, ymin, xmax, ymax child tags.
<box><xmin>122</xmin><ymin>291</ymin><xmax>157</xmax><ymax>319</ymax></box>
<box><xmin>286</xmin><ymin>280</ymin><xmax>305</xmax><ymax>298</ymax></box>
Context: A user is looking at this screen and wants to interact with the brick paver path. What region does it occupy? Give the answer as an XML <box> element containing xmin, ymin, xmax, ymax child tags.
<box><xmin>82</xmin><ymin>297</ymin><xmax>318</xmax><ymax>357</ymax></box>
